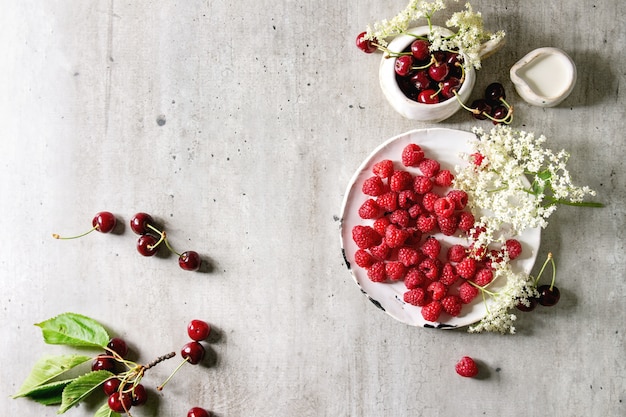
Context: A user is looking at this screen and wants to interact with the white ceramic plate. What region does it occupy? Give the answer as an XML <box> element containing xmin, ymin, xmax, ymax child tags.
<box><xmin>340</xmin><ymin>128</ymin><xmax>541</xmax><ymax>328</ymax></box>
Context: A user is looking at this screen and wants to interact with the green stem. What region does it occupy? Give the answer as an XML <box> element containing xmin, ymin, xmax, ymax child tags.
<box><xmin>533</xmin><ymin>253</ymin><xmax>552</xmax><ymax>286</ymax></box>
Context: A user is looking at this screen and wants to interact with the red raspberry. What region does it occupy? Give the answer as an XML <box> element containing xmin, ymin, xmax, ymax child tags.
<box><xmin>362</xmin><ymin>176</ymin><xmax>387</xmax><ymax>196</ymax></box>
<box><xmin>354</xmin><ymin>249</ymin><xmax>375</xmax><ymax>268</ymax></box>
<box><xmin>421</xmin><ymin>300</ymin><xmax>442</xmax><ymax>322</ymax></box>
<box><xmin>426</xmin><ymin>281</ymin><xmax>447</xmax><ymax>301</ymax></box>
<box><xmin>447</xmin><ymin>244</ymin><xmax>467</xmax><ymax>262</ymax></box>
<box><xmin>389</xmin><ymin>209</ymin><xmax>410</xmax><ymax>228</ymax></box>
<box><xmin>358</xmin><ymin>199</ymin><xmax>380</xmax><ymax>219</ymax></box>
<box><xmin>367</xmin><ymin>261</ymin><xmax>386</xmax><ymax>282</ymax></box>
<box><xmin>373</xmin><ymin>217</ymin><xmax>391</xmax><ymax>236</ymax></box>
<box><xmin>458</xmin><ymin>281</ymin><xmax>479</xmax><ymax>304</ymax></box>
<box><xmin>352</xmin><ymin>225</ymin><xmax>381</xmax><ymax>249</ymax></box>
<box><xmin>447</xmin><ymin>189</ymin><xmax>468</xmax><ymax>210</ymax></box>
<box><xmin>404</xmin><ymin>288</ymin><xmax>427</xmax><ymax>306</ymax></box>
<box><xmin>398</xmin><ymin>247</ymin><xmax>421</xmax><ymax>267</ymax></box>
<box><xmin>370</xmin><ymin>242</ymin><xmax>391</xmax><ymax>260</ymax></box>
<box><xmin>372</xmin><ymin>159</ymin><xmax>394</xmax><ymax>178</ymax></box>
<box><xmin>404</xmin><ymin>267</ymin><xmax>426</xmax><ymax>289</ymax></box>
<box><xmin>376</xmin><ymin>191</ymin><xmax>398</xmax><ymax>212</ymax></box>
<box><xmin>457</xmin><ymin>211</ymin><xmax>475</xmax><ymax>232</ymax></box>
<box><xmin>404</xmin><ymin>227</ymin><xmax>422</xmax><ymax>246</ymax></box>
<box><xmin>421</xmin><ymin>192</ymin><xmax>440</xmax><ymax>212</ymax></box>
<box><xmin>389</xmin><ymin>170</ymin><xmax>413</xmax><ymax>192</ymax></box>
<box><xmin>420</xmin><ymin>236</ymin><xmax>441</xmax><ymax>259</ymax></box>
<box><xmin>384</xmin><ymin>224</ymin><xmax>409</xmax><ymax>248</ymax></box>
<box><xmin>456</xmin><ymin>257</ymin><xmax>477</xmax><ymax>279</ymax></box>
<box><xmin>441</xmin><ymin>295</ymin><xmax>463</xmax><ymax>316</ymax></box>
<box><xmin>433</xmin><ymin>197</ymin><xmax>455</xmax><ymax>218</ymax></box>
<box><xmin>408</xmin><ymin>203</ymin><xmax>423</xmax><ymax>219</ymax></box>
<box><xmin>413</xmin><ymin>175</ymin><xmax>433</xmax><ymax>194</ymax></box>
<box><xmin>437</xmin><ymin>214</ymin><xmax>459</xmax><ymax>236</ymax></box>
<box><xmin>439</xmin><ymin>262</ymin><xmax>459</xmax><ymax>286</ymax></box>
<box><xmin>505</xmin><ymin>239</ymin><xmax>523</xmax><ymax>260</ymax></box>
<box><xmin>455</xmin><ymin>356</ymin><xmax>479</xmax><ymax>377</ymax></box>
<box><xmin>398</xmin><ymin>189</ymin><xmax>418</xmax><ymax>209</ymax></box>
<box><xmin>416</xmin><ymin>214</ymin><xmax>437</xmax><ymax>233</ymax></box>
<box><xmin>418</xmin><ymin>158</ymin><xmax>440</xmax><ymax>178</ymax></box>
<box><xmin>469</xmin><ymin>244</ymin><xmax>487</xmax><ymax>261</ymax></box>
<box><xmin>419</xmin><ymin>257</ymin><xmax>440</xmax><ymax>281</ymax></box>
<box><xmin>434</xmin><ymin>169</ymin><xmax>454</xmax><ymax>187</ymax></box>
<box><xmin>473</xmin><ymin>268</ymin><xmax>494</xmax><ymax>287</ymax></box>
<box><xmin>401</xmin><ymin>143</ymin><xmax>425</xmax><ymax>167</ymax></box>
<box><xmin>470</xmin><ymin>152</ymin><xmax>485</xmax><ymax>167</ymax></box>
<box><xmin>385</xmin><ymin>261</ymin><xmax>406</xmax><ymax>281</ymax></box>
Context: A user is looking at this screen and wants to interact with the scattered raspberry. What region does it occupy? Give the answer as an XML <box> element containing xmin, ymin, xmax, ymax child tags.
<box><xmin>373</xmin><ymin>217</ymin><xmax>391</xmax><ymax>236</ymax></box>
<box><xmin>376</xmin><ymin>191</ymin><xmax>398</xmax><ymax>212</ymax></box>
<box><xmin>389</xmin><ymin>170</ymin><xmax>413</xmax><ymax>192</ymax></box>
<box><xmin>389</xmin><ymin>209</ymin><xmax>410</xmax><ymax>228</ymax></box>
<box><xmin>433</xmin><ymin>197</ymin><xmax>455</xmax><ymax>218</ymax></box>
<box><xmin>455</xmin><ymin>356</ymin><xmax>479</xmax><ymax>377</ymax></box>
<box><xmin>401</xmin><ymin>143</ymin><xmax>425</xmax><ymax>167</ymax></box>
<box><xmin>421</xmin><ymin>300</ymin><xmax>442</xmax><ymax>322</ymax></box>
<box><xmin>421</xmin><ymin>192</ymin><xmax>440</xmax><ymax>212</ymax></box>
<box><xmin>367</xmin><ymin>261</ymin><xmax>386</xmax><ymax>282</ymax></box>
<box><xmin>398</xmin><ymin>247</ymin><xmax>420</xmax><ymax>267</ymax></box>
<box><xmin>456</xmin><ymin>257</ymin><xmax>477</xmax><ymax>279</ymax></box>
<box><xmin>437</xmin><ymin>214</ymin><xmax>459</xmax><ymax>236</ymax></box>
<box><xmin>354</xmin><ymin>249</ymin><xmax>375</xmax><ymax>268</ymax></box>
<box><xmin>404</xmin><ymin>288</ymin><xmax>427</xmax><ymax>306</ymax></box>
<box><xmin>358</xmin><ymin>199</ymin><xmax>380</xmax><ymax>219</ymax></box>
<box><xmin>398</xmin><ymin>189</ymin><xmax>418</xmax><ymax>209</ymax></box>
<box><xmin>439</xmin><ymin>262</ymin><xmax>459</xmax><ymax>286</ymax></box>
<box><xmin>413</xmin><ymin>175</ymin><xmax>433</xmax><ymax>194</ymax></box>
<box><xmin>505</xmin><ymin>239</ymin><xmax>523</xmax><ymax>260</ymax></box>
<box><xmin>459</xmin><ymin>281</ymin><xmax>479</xmax><ymax>304</ymax></box>
<box><xmin>420</xmin><ymin>236</ymin><xmax>441</xmax><ymax>259</ymax></box>
<box><xmin>447</xmin><ymin>189</ymin><xmax>468</xmax><ymax>210</ymax></box>
<box><xmin>426</xmin><ymin>281</ymin><xmax>447</xmax><ymax>301</ymax></box>
<box><xmin>419</xmin><ymin>158</ymin><xmax>440</xmax><ymax>178</ymax></box>
<box><xmin>404</xmin><ymin>267</ymin><xmax>426</xmax><ymax>289</ymax></box>
<box><xmin>457</xmin><ymin>211</ymin><xmax>475</xmax><ymax>232</ymax></box>
<box><xmin>352</xmin><ymin>225</ymin><xmax>381</xmax><ymax>249</ymax></box>
<box><xmin>408</xmin><ymin>203</ymin><xmax>422</xmax><ymax>219</ymax></box>
<box><xmin>473</xmin><ymin>268</ymin><xmax>494</xmax><ymax>287</ymax></box>
<box><xmin>441</xmin><ymin>295</ymin><xmax>463</xmax><ymax>316</ymax></box>
<box><xmin>416</xmin><ymin>214</ymin><xmax>437</xmax><ymax>233</ymax></box>
<box><xmin>362</xmin><ymin>176</ymin><xmax>387</xmax><ymax>196</ymax></box>
<box><xmin>419</xmin><ymin>257</ymin><xmax>440</xmax><ymax>281</ymax></box>
<box><xmin>369</xmin><ymin>242</ymin><xmax>391</xmax><ymax>260</ymax></box>
<box><xmin>372</xmin><ymin>159</ymin><xmax>394</xmax><ymax>178</ymax></box>
<box><xmin>447</xmin><ymin>244</ymin><xmax>467</xmax><ymax>262</ymax></box>
<box><xmin>385</xmin><ymin>261</ymin><xmax>406</xmax><ymax>281</ymax></box>
<box><xmin>470</xmin><ymin>152</ymin><xmax>485</xmax><ymax>167</ymax></box>
<box><xmin>434</xmin><ymin>169</ymin><xmax>454</xmax><ymax>187</ymax></box>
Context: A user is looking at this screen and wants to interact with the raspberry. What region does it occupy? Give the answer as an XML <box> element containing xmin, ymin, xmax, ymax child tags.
<box><xmin>457</xmin><ymin>211</ymin><xmax>475</xmax><ymax>232</ymax></box>
<box><xmin>447</xmin><ymin>244</ymin><xmax>467</xmax><ymax>262</ymax></box>
<box><xmin>389</xmin><ymin>170</ymin><xmax>413</xmax><ymax>192</ymax></box>
<box><xmin>408</xmin><ymin>203</ymin><xmax>423</xmax><ymax>219</ymax></box>
<box><xmin>418</xmin><ymin>158</ymin><xmax>440</xmax><ymax>178</ymax></box>
<box><xmin>404</xmin><ymin>267</ymin><xmax>426</xmax><ymax>289</ymax></box>
<box><xmin>389</xmin><ymin>209</ymin><xmax>410</xmax><ymax>228</ymax></box>
<box><xmin>413</xmin><ymin>175</ymin><xmax>433</xmax><ymax>194</ymax></box>
<box><xmin>433</xmin><ymin>197</ymin><xmax>455</xmax><ymax>218</ymax></box>
<box><xmin>459</xmin><ymin>281</ymin><xmax>479</xmax><ymax>304</ymax></box>
<box><xmin>419</xmin><ymin>257</ymin><xmax>440</xmax><ymax>281</ymax></box>
<box><xmin>421</xmin><ymin>192</ymin><xmax>440</xmax><ymax>212</ymax></box>
<box><xmin>441</xmin><ymin>295</ymin><xmax>463</xmax><ymax>316</ymax></box>
<box><xmin>421</xmin><ymin>300</ymin><xmax>442</xmax><ymax>322</ymax></box>
<box><xmin>420</xmin><ymin>236</ymin><xmax>441</xmax><ymax>259</ymax></box>
<box><xmin>447</xmin><ymin>189</ymin><xmax>468</xmax><ymax>210</ymax></box>
<box><xmin>367</xmin><ymin>261</ymin><xmax>386</xmax><ymax>282</ymax></box>
<box><xmin>372</xmin><ymin>159</ymin><xmax>394</xmax><ymax>178</ymax></box>
<box><xmin>362</xmin><ymin>176</ymin><xmax>387</xmax><ymax>196</ymax></box>
<box><xmin>398</xmin><ymin>247</ymin><xmax>421</xmax><ymax>267</ymax></box>
<box><xmin>456</xmin><ymin>257</ymin><xmax>477</xmax><ymax>279</ymax></box>
<box><xmin>437</xmin><ymin>214</ymin><xmax>459</xmax><ymax>236</ymax></box>
<box><xmin>505</xmin><ymin>239</ymin><xmax>523</xmax><ymax>260</ymax></box>
<box><xmin>385</xmin><ymin>261</ymin><xmax>406</xmax><ymax>281</ymax></box>
<box><xmin>416</xmin><ymin>214</ymin><xmax>437</xmax><ymax>233</ymax></box>
<box><xmin>470</xmin><ymin>152</ymin><xmax>485</xmax><ymax>167</ymax></box>
<box><xmin>369</xmin><ymin>242</ymin><xmax>391</xmax><ymax>260</ymax></box>
<box><xmin>404</xmin><ymin>288</ymin><xmax>427</xmax><ymax>306</ymax></box>
<box><xmin>401</xmin><ymin>143</ymin><xmax>425</xmax><ymax>167</ymax></box>
<box><xmin>354</xmin><ymin>249</ymin><xmax>375</xmax><ymax>268</ymax></box>
<box><xmin>376</xmin><ymin>191</ymin><xmax>398</xmax><ymax>212</ymax></box>
<box><xmin>352</xmin><ymin>225</ymin><xmax>381</xmax><ymax>249</ymax></box>
<box><xmin>398</xmin><ymin>189</ymin><xmax>418</xmax><ymax>209</ymax></box>
<box><xmin>384</xmin><ymin>224</ymin><xmax>409</xmax><ymax>248</ymax></box>
<box><xmin>358</xmin><ymin>199</ymin><xmax>380</xmax><ymax>219</ymax></box>
<box><xmin>373</xmin><ymin>217</ymin><xmax>391</xmax><ymax>236</ymax></box>
<box><xmin>404</xmin><ymin>227</ymin><xmax>422</xmax><ymax>246</ymax></box>
<box><xmin>426</xmin><ymin>281</ymin><xmax>447</xmax><ymax>301</ymax></box>
<box><xmin>434</xmin><ymin>169</ymin><xmax>454</xmax><ymax>187</ymax></box>
<box><xmin>439</xmin><ymin>262</ymin><xmax>459</xmax><ymax>286</ymax></box>
<box><xmin>455</xmin><ymin>356</ymin><xmax>479</xmax><ymax>377</ymax></box>
<box><xmin>473</xmin><ymin>267</ymin><xmax>494</xmax><ymax>287</ymax></box>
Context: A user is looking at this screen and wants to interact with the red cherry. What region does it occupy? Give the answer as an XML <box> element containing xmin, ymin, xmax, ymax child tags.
<box><xmin>188</xmin><ymin>407</ymin><xmax>211</xmax><ymax>417</ymax></box>
<box><xmin>410</xmin><ymin>39</ymin><xmax>431</xmax><ymax>61</ymax></box>
<box><xmin>92</xmin><ymin>212</ymin><xmax>117</xmax><ymax>233</ymax></box>
<box><xmin>179</xmin><ymin>251</ymin><xmax>202</xmax><ymax>271</ymax></box>
<box><xmin>181</xmin><ymin>341</ymin><xmax>205</xmax><ymax>365</ymax></box>
<box><xmin>107</xmin><ymin>337</ymin><xmax>128</xmax><ymax>358</ymax></box>
<box><xmin>131</xmin><ymin>384</ymin><xmax>148</xmax><ymax>406</ymax></box>
<box><xmin>108</xmin><ymin>391</ymin><xmax>132</xmax><ymax>413</ymax></box>
<box><xmin>130</xmin><ymin>212</ymin><xmax>155</xmax><ymax>235</ymax></box>
<box><xmin>137</xmin><ymin>234</ymin><xmax>159</xmax><ymax>257</ymax></box>
<box><xmin>440</xmin><ymin>77</ymin><xmax>461</xmax><ymax>99</ymax></box>
<box><xmin>410</xmin><ymin>70</ymin><xmax>432</xmax><ymax>91</ymax></box>
<box><xmin>355</xmin><ymin>31</ymin><xmax>377</xmax><ymax>53</ymax></box>
<box><xmin>103</xmin><ymin>378</ymin><xmax>121</xmax><ymax>396</ymax></box>
<box><xmin>394</xmin><ymin>55</ymin><xmax>414</xmax><ymax>77</ymax></box>
<box><xmin>92</xmin><ymin>355</ymin><xmax>116</xmax><ymax>372</ymax></box>
<box><xmin>428</xmin><ymin>62</ymin><xmax>449</xmax><ymax>82</ymax></box>
<box><xmin>187</xmin><ymin>320</ymin><xmax>211</xmax><ymax>341</ymax></box>
<box><xmin>417</xmin><ymin>89</ymin><xmax>440</xmax><ymax>104</ymax></box>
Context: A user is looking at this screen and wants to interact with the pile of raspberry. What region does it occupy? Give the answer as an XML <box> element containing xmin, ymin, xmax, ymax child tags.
<box><xmin>351</xmin><ymin>143</ymin><xmax>522</xmax><ymax>323</ymax></box>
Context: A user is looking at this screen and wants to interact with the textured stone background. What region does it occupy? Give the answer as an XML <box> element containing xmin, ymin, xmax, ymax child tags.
<box><xmin>1</xmin><ymin>1</ymin><xmax>624</xmax><ymax>416</ymax></box>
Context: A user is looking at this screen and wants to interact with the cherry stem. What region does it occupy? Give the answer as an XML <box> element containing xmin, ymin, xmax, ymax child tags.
<box><xmin>411</xmin><ymin>55</ymin><xmax>436</xmax><ymax>70</ymax></box>
<box><xmin>157</xmin><ymin>357</ymin><xmax>190</xmax><ymax>391</ymax></box>
<box><xmin>533</xmin><ymin>252</ymin><xmax>554</xmax><ymax>287</ymax></box>
<box><xmin>146</xmin><ymin>224</ymin><xmax>182</xmax><ymax>256</ymax></box>
<box><xmin>52</xmin><ymin>226</ymin><xmax>97</xmax><ymax>240</ymax></box>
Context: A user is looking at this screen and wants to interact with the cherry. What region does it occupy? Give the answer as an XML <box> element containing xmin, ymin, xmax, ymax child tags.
<box><xmin>103</xmin><ymin>378</ymin><xmax>121</xmax><ymax>396</ymax></box>
<box><xmin>179</xmin><ymin>251</ymin><xmax>202</xmax><ymax>271</ymax></box>
<box><xmin>52</xmin><ymin>211</ymin><xmax>117</xmax><ymax>239</ymax></box>
<box><xmin>538</xmin><ymin>285</ymin><xmax>560</xmax><ymax>306</ymax></box>
<box><xmin>187</xmin><ymin>320</ymin><xmax>211</xmax><ymax>341</ymax></box>
<box><xmin>131</xmin><ymin>384</ymin><xmax>148</xmax><ymax>406</ymax></box>
<box><xmin>428</xmin><ymin>62</ymin><xmax>449</xmax><ymax>82</ymax></box>
<box><xmin>92</xmin><ymin>354</ymin><xmax>116</xmax><ymax>372</ymax></box>
<box><xmin>440</xmin><ymin>77</ymin><xmax>461</xmax><ymax>99</ymax></box>
<box><xmin>410</xmin><ymin>39</ymin><xmax>430</xmax><ymax>61</ymax></box>
<box><xmin>485</xmin><ymin>82</ymin><xmax>506</xmax><ymax>104</ymax></box>
<box><xmin>188</xmin><ymin>407</ymin><xmax>211</xmax><ymax>417</ymax></box>
<box><xmin>181</xmin><ymin>341</ymin><xmax>205</xmax><ymax>365</ymax></box>
<box><xmin>394</xmin><ymin>55</ymin><xmax>414</xmax><ymax>77</ymax></box>
<box><xmin>417</xmin><ymin>89</ymin><xmax>440</xmax><ymax>104</ymax></box>
<box><xmin>491</xmin><ymin>105</ymin><xmax>510</xmax><ymax>124</ymax></box>
<box><xmin>107</xmin><ymin>337</ymin><xmax>128</xmax><ymax>358</ymax></box>
<box><xmin>137</xmin><ymin>234</ymin><xmax>159</xmax><ymax>257</ymax></box>
<box><xmin>470</xmin><ymin>99</ymin><xmax>491</xmax><ymax>120</ymax></box>
<box><xmin>130</xmin><ymin>212</ymin><xmax>155</xmax><ymax>235</ymax></box>
<box><xmin>516</xmin><ymin>297</ymin><xmax>538</xmax><ymax>312</ymax></box>
<box><xmin>108</xmin><ymin>391</ymin><xmax>132</xmax><ymax>413</ymax></box>
<box><xmin>356</xmin><ymin>31</ymin><xmax>377</xmax><ymax>53</ymax></box>
<box><xmin>410</xmin><ymin>71</ymin><xmax>432</xmax><ymax>91</ymax></box>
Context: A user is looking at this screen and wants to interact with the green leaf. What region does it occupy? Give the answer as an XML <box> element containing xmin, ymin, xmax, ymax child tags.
<box><xmin>13</xmin><ymin>354</ymin><xmax>91</xmax><ymax>398</ymax></box>
<box><xmin>24</xmin><ymin>379</ymin><xmax>73</xmax><ymax>405</ymax></box>
<box><xmin>35</xmin><ymin>312</ymin><xmax>110</xmax><ymax>347</ymax></box>
<box><xmin>58</xmin><ymin>370</ymin><xmax>113</xmax><ymax>414</ymax></box>
<box><xmin>94</xmin><ymin>402</ymin><xmax>121</xmax><ymax>417</ymax></box>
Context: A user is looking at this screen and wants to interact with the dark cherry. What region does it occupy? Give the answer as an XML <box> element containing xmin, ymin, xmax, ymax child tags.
<box><xmin>470</xmin><ymin>99</ymin><xmax>492</xmax><ymax>120</ymax></box>
<box><xmin>428</xmin><ymin>62</ymin><xmax>449</xmax><ymax>82</ymax></box>
<box><xmin>417</xmin><ymin>89</ymin><xmax>440</xmax><ymax>104</ymax></box>
<box><xmin>103</xmin><ymin>378</ymin><xmax>121</xmax><ymax>396</ymax></box>
<box><xmin>107</xmin><ymin>337</ymin><xmax>128</xmax><ymax>358</ymax></box>
<box><xmin>356</xmin><ymin>31</ymin><xmax>377</xmax><ymax>53</ymax></box>
<box><xmin>410</xmin><ymin>70</ymin><xmax>432</xmax><ymax>91</ymax></box>
<box><xmin>92</xmin><ymin>212</ymin><xmax>117</xmax><ymax>233</ymax></box>
<box><xmin>188</xmin><ymin>407</ymin><xmax>211</xmax><ymax>417</ymax></box>
<box><xmin>441</xmin><ymin>77</ymin><xmax>461</xmax><ymax>99</ymax></box>
<box><xmin>108</xmin><ymin>391</ymin><xmax>132</xmax><ymax>413</ymax></box>
<box><xmin>410</xmin><ymin>39</ymin><xmax>431</xmax><ymax>61</ymax></box>
<box><xmin>491</xmin><ymin>105</ymin><xmax>509</xmax><ymax>124</ymax></box>
<box><xmin>130</xmin><ymin>212</ymin><xmax>155</xmax><ymax>235</ymax></box>
<box><xmin>131</xmin><ymin>384</ymin><xmax>148</xmax><ymax>406</ymax></box>
<box><xmin>92</xmin><ymin>354</ymin><xmax>116</xmax><ymax>372</ymax></box>
<box><xmin>137</xmin><ymin>234</ymin><xmax>159</xmax><ymax>257</ymax></box>
<box><xmin>485</xmin><ymin>82</ymin><xmax>506</xmax><ymax>104</ymax></box>
<box><xmin>181</xmin><ymin>341</ymin><xmax>205</xmax><ymax>365</ymax></box>
<box><xmin>187</xmin><ymin>320</ymin><xmax>211</xmax><ymax>341</ymax></box>
<box><xmin>394</xmin><ymin>55</ymin><xmax>414</xmax><ymax>77</ymax></box>
<box><xmin>516</xmin><ymin>297</ymin><xmax>538</xmax><ymax>312</ymax></box>
<box><xmin>179</xmin><ymin>251</ymin><xmax>202</xmax><ymax>271</ymax></box>
<box><xmin>538</xmin><ymin>285</ymin><xmax>560</xmax><ymax>306</ymax></box>
<box><xmin>432</xmin><ymin>51</ymin><xmax>446</xmax><ymax>64</ymax></box>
